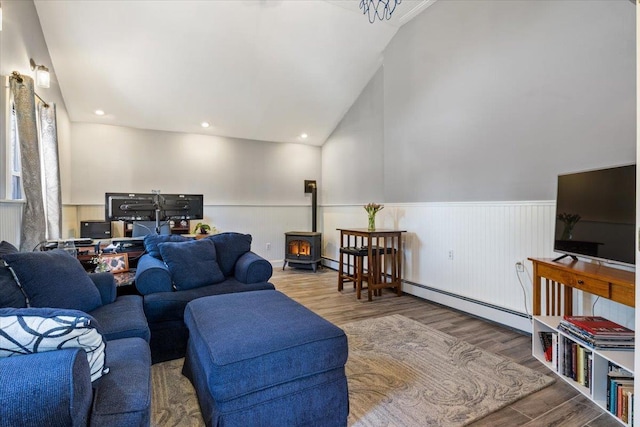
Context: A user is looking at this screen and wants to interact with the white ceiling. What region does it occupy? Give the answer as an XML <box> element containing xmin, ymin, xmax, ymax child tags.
<box><xmin>34</xmin><ymin>0</ymin><xmax>435</xmax><ymax>146</ymax></box>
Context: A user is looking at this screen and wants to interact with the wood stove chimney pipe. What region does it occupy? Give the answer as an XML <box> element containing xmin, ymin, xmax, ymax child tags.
<box><xmin>304</xmin><ymin>180</ymin><xmax>317</xmax><ymax>233</ymax></box>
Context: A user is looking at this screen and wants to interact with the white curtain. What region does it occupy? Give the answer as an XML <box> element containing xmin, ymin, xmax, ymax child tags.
<box><xmin>9</xmin><ymin>74</ymin><xmax>45</xmax><ymax>251</ymax></box>
<box><xmin>9</xmin><ymin>72</ymin><xmax>61</xmax><ymax>250</ymax></box>
<box><xmin>38</xmin><ymin>102</ymin><xmax>62</xmax><ymax>240</ymax></box>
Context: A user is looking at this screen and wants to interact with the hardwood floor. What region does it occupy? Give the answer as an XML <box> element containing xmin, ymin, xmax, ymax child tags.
<box><xmin>272</xmin><ymin>266</ymin><xmax>619</xmax><ymax>427</ymax></box>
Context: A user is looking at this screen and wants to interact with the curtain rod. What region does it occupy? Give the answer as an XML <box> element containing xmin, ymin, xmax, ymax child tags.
<box><xmin>10</xmin><ymin>71</ymin><xmax>50</xmax><ymax>108</ymax></box>
<box><xmin>34</xmin><ymin>92</ymin><xmax>49</xmax><ymax>108</ymax></box>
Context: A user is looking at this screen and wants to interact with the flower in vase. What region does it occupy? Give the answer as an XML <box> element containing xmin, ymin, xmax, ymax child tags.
<box><xmin>364</xmin><ymin>203</ymin><xmax>384</xmax><ymax>216</ymax></box>
<box><xmin>364</xmin><ymin>203</ymin><xmax>384</xmax><ymax>230</ymax></box>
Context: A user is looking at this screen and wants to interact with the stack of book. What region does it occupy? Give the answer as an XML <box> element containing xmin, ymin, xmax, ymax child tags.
<box><xmin>607</xmin><ymin>363</ymin><xmax>634</xmax><ymax>425</ymax></box>
<box><xmin>558</xmin><ymin>316</ymin><xmax>635</xmax><ymax>351</ymax></box>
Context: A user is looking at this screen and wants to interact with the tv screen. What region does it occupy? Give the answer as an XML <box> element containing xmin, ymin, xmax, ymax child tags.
<box><xmin>554</xmin><ymin>164</ymin><xmax>636</xmax><ymax>266</ymax></box>
<box><xmin>162</xmin><ymin>194</ymin><xmax>203</xmax><ymax>220</ymax></box>
<box><xmin>105</xmin><ymin>193</ymin><xmax>157</xmax><ymax>221</ymax></box>
<box><xmin>105</xmin><ymin>192</ymin><xmax>204</xmax><ymax>221</ymax></box>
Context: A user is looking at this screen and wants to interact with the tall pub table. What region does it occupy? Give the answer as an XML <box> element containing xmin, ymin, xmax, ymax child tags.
<box><xmin>337</xmin><ymin>228</ymin><xmax>406</xmax><ymax>301</ymax></box>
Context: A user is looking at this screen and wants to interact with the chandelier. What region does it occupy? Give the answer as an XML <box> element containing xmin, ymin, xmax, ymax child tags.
<box><xmin>359</xmin><ymin>0</ymin><xmax>402</xmax><ymax>23</ymax></box>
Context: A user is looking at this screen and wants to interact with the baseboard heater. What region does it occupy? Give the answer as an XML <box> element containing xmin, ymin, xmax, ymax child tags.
<box><xmin>321</xmin><ymin>257</ymin><xmax>531</xmax><ymax>322</ymax></box>
<box><xmin>400</xmin><ymin>278</ymin><xmax>531</xmax><ymax>320</ymax></box>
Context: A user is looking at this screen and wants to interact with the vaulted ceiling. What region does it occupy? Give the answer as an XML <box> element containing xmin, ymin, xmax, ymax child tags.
<box><xmin>34</xmin><ymin>0</ymin><xmax>436</xmax><ymax>146</ymax></box>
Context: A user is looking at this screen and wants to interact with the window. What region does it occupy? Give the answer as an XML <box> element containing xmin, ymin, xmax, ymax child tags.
<box><xmin>9</xmin><ymin>103</ymin><xmax>22</xmax><ymax>200</ymax></box>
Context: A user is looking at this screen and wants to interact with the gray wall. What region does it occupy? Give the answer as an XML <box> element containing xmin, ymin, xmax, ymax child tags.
<box><xmin>322</xmin><ymin>67</ymin><xmax>385</xmax><ymax>204</ymax></box>
<box><xmin>70</xmin><ymin>123</ymin><xmax>321</xmax><ymax>206</ymax></box>
<box><xmin>359</xmin><ymin>0</ymin><xmax>635</xmax><ymax>203</ymax></box>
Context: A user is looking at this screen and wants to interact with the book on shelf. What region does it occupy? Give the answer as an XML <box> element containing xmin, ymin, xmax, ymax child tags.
<box><xmin>606</xmin><ymin>361</ymin><xmax>634</xmax><ymax>422</ymax></box>
<box><xmin>618</xmin><ymin>385</ymin><xmax>633</xmax><ymax>423</ymax></box>
<box><xmin>558</xmin><ymin>321</ymin><xmax>634</xmax><ymax>351</ymax></box>
<box><xmin>551</xmin><ymin>333</ymin><xmax>559</xmax><ymax>372</ymax></box>
<box><xmin>563</xmin><ymin>316</ymin><xmax>634</xmax><ymax>337</ymax></box>
<box><xmin>557</xmin><ymin>338</ymin><xmax>594</xmax><ymax>391</ymax></box>
<box><xmin>538</xmin><ymin>331</ymin><xmax>554</xmax><ymax>362</ymax></box>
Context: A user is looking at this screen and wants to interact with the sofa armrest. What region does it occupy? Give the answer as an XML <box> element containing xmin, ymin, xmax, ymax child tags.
<box><xmin>234</xmin><ymin>251</ymin><xmax>273</xmax><ymax>284</ymax></box>
<box><xmin>135</xmin><ymin>254</ymin><xmax>173</xmax><ymax>295</ymax></box>
<box><xmin>0</xmin><ymin>349</ymin><xmax>93</xmax><ymax>426</ymax></box>
<box><xmin>89</xmin><ymin>272</ymin><xmax>117</xmax><ymax>305</ymax></box>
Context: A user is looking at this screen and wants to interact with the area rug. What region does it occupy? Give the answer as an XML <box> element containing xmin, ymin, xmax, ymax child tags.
<box><xmin>151</xmin><ymin>314</ymin><xmax>554</xmax><ymax>426</ymax></box>
<box><xmin>342</xmin><ymin>314</ymin><xmax>553</xmax><ymax>426</ymax></box>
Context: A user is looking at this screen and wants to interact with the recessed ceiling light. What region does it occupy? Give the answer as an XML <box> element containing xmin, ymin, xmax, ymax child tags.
<box><xmin>300</xmin><ymin>133</ymin><xmax>308</xmax><ymax>139</ymax></box>
<box><xmin>94</xmin><ymin>110</ymin><xmax>105</xmax><ymax>116</ymax></box>
<box><xmin>201</xmin><ymin>122</ymin><xmax>210</xmax><ymax>128</ymax></box>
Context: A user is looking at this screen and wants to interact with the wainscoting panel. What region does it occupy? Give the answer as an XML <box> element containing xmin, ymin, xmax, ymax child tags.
<box><xmin>323</xmin><ymin>202</ymin><xmax>635</xmax><ymax>332</ymax></box>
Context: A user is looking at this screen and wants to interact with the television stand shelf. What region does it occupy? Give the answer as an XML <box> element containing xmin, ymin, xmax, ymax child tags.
<box><xmin>529</xmin><ymin>258</ymin><xmax>635</xmax><ymax>425</ymax></box>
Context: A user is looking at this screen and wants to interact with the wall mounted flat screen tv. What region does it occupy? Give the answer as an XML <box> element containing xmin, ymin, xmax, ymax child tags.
<box><xmin>554</xmin><ymin>164</ymin><xmax>636</xmax><ymax>267</ymax></box>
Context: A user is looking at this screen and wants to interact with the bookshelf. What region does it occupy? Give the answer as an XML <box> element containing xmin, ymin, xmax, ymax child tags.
<box><xmin>529</xmin><ymin>258</ymin><xmax>635</xmax><ymax>425</ymax></box>
<box><xmin>533</xmin><ymin>316</ymin><xmax>634</xmax><ymax>422</ymax></box>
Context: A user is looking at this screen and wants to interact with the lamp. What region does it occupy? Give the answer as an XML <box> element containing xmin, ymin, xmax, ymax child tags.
<box><xmin>30</xmin><ymin>58</ymin><xmax>50</xmax><ymax>88</ymax></box>
<box><xmin>359</xmin><ymin>0</ymin><xmax>402</xmax><ymax>23</ymax></box>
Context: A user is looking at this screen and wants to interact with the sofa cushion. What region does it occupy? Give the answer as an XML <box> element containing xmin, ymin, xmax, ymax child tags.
<box><xmin>144</xmin><ymin>234</ymin><xmax>192</xmax><ymax>260</ymax></box>
<box><xmin>159</xmin><ymin>239</ymin><xmax>225</xmax><ymax>290</ymax></box>
<box><xmin>90</xmin><ymin>337</ymin><xmax>151</xmax><ymax>427</ymax></box>
<box><xmin>143</xmin><ymin>278</ymin><xmax>276</xmax><ymax>324</ymax></box>
<box><xmin>205</xmin><ymin>232</ymin><xmax>252</xmax><ymax>277</ymax></box>
<box><xmin>3</xmin><ymin>250</ymin><xmax>102</xmax><ymax>313</ymax></box>
<box><xmin>0</xmin><ymin>241</ymin><xmax>18</xmax><ymax>258</ymax></box>
<box><xmin>89</xmin><ymin>295</ymin><xmax>150</xmax><ymax>343</ymax></box>
<box><xmin>0</xmin><ymin>307</ymin><xmax>108</xmax><ymax>381</ymax></box>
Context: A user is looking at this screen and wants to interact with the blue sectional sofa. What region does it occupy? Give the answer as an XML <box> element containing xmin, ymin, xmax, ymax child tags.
<box><xmin>134</xmin><ymin>232</ymin><xmax>275</xmax><ymax>362</ymax></box>
<box><xmin>0</xmin><ymin>244</ymin><xmax>151</xmax><ymax>427</ymax></box>
<box><xmin>0</xmin><ymin>232</ymin><xmax>275</xmax><ymax>423</ymax></box>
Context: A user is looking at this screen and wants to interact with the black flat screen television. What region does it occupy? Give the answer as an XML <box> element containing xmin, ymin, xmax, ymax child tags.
<box><xmin>554</xmin><ymin>164</ymin><xmax>636</xmax><ymax>267</ymax></box>
<box><xmin>162</xmin><ymin>194</ymin><xmax>204</xmax><ymax>220</ymax></box>
<box><xmin>105</xmin><ymin>193</ymin><xmax>157</xmax><ymax>221</ymax></box>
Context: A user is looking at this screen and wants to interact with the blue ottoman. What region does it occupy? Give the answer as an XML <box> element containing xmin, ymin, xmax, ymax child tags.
<box><xmin>182</xmin><ymin>290</ymin><xmax>349</xmax><ymax>427</ymax></box>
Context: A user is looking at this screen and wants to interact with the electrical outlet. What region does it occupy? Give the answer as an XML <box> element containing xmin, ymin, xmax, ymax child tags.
<box><xmin>448</xmin><ymin>250</ymin><xmax>454</xmax><ymax>260</ymax></box>
<box><xmin>266</xmin><ymin>243</ymin><xmax>271</xmax><ymax>250</ymax></box>
<box><xmin>516</xmin><ymin>261</ymin><xmax>524</xmax><ymax>272</ymax></box>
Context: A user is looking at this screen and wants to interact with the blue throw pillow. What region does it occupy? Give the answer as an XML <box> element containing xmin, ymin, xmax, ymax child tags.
<box><xmin>0</xmin><ymin>307</ymin><xmax>108</xmax><ymax>381</ymax></box>
<box><xmin>144</xmin><ymin>234</ymin><xmax>193</xmax><ymax>259</ymax></box>
<box><xmin>2</xmin><ymin>250</ymin><xmax>102</xmax><ymax>313</ymax></box>
<box><xmin>0</xmin><ymin>241</ymin><xmax>18</xmax><ymax>259</ymax></box>
<box><xmin>158</xmin><ymin>239</ymin><xmax>225</xmax><ymax>290</ymax></box>
<box><xmin>0</xmin><ymin>264</ymin><xmax>27</xmax><ymax>308</ymax></box>
<box><xmin>205</xmin><ymin>232</ymin><xmax>252</xmax><ymax>277</ymax></box>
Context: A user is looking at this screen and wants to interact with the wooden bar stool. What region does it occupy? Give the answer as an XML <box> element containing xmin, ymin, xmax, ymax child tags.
<box><xmin>338</xmin><ymin>246</ymin><xmax>367</xmax><ymax>298</ymax></box>
<box><xmin>365</xmin><ymin>244</ymin><xmax>395</xmax><ymax>300</ymax></box>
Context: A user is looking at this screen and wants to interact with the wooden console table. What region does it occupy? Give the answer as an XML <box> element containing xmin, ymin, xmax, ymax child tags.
<box><xmin>529</xmin><ymin>257</ymin><xmax>635</xmax><ymax>316</ymax></box>
<box><xmin>338</xmin><ymin>228</ymin><xmax>405</xmax><ymax>301</ymax></box>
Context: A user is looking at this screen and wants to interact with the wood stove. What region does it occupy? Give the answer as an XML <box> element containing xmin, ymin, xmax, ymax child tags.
<box><xmin>284</xmin><ymin>180</ymin><xmax>322</xmax><ymax>272</ymax></box>
<box><xmin>283</xmin><ymin>232</ymin><xmax>322</xmax><ymax>272</ymax></box>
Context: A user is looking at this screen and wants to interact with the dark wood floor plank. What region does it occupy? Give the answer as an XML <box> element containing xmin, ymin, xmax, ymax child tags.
<box><xmin>520</xmin><ymin>396</ymin><xmax>605</xmax><ymax>426</ymax></box>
